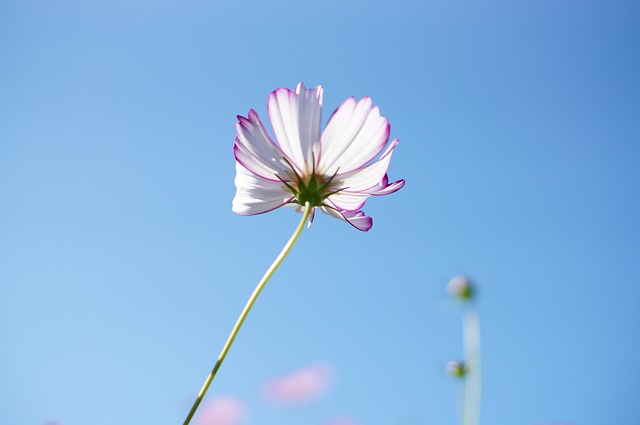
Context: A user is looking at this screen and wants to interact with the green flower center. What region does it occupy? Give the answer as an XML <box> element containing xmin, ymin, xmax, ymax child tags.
<box><xmin>277</xmin><ymin>157</ymin><xmax>343</xmax><ymax>208</ymax></box>
<box><xmin>293</xmin><ymin>173</ymin><xmax>332</xmax><ymax>207</ymax></box>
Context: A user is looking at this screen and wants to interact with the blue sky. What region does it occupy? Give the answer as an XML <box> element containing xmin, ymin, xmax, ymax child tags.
<box><xmin>1</xmin><ymin>1</ymin><xmax>639</xmax><ymax>425</ymax></box>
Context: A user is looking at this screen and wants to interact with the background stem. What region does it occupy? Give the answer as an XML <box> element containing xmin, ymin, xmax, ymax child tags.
<box><xmin>462</xmin><ymin>308</ymin><xmax>481</xmax><ymax>425</ymax></box>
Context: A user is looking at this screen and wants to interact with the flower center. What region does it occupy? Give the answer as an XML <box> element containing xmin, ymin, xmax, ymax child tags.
<box><xmin>277</xmin><ymin>157</ymin><xmax>342</xmax><ymax>208</ymax></box>
<box><xmin>294</xmin><ymin>173</ymin><xmax>332</xmax><ymax>207</ymax></box>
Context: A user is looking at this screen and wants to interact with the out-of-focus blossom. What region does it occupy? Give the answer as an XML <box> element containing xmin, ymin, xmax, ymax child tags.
<box><xmin>446</xmin><ymin>359</ymin><xmax>468</xmax><ymax>378</ymax></box>
<box><xmin>197</xmin><ymin>396</ymin><xmax>246</xmax><ymax>425</ymax></box>
<box><xmin>233</xmin><ymin>83</ymin><xmax>404</xmax><ymax>231</ymax></box>
<box><xmin>323</xmin><ymin>418</ymin><xmax>358</xmax><ymax>425</ymax></box>
<box><xmin>262</xmin><ymin>362</ymin><xmax>334</xmax><ymax>405</ymax></box>
<box><xmin>447</xmin><ymin>276</ymin><xmax>474</xmax><ymax>301</ymax></box>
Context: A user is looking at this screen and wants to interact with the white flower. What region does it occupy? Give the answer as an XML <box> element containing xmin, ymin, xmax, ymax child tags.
<box><xmin>232</xmin><ymin>83</ymin><xmax>404</xmax><ymax>231</ymax></box>
<box><xmin>447</xmin><ymin>276</ymin><xmax>474</xmax><ymax>300</ymax></box>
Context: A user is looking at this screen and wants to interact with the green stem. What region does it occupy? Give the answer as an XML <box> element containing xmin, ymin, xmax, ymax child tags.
<box><xmin>182</xmin><ymin>202</ymin><xmax>312</xmax><ymax>425</ymax></box>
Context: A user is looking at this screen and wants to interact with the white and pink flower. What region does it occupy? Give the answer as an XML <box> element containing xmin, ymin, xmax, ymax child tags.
<box><xmin>232</xmin><ymin>83</ymin><xmax>404</xmax><ymax>231</ymax></box>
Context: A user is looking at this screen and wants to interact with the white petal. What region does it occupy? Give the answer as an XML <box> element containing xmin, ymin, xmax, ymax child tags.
<box><xmin>232</xmin><ymin>162</ymin><xmax>293</xmax><ymax>215</ymax></box>
<box><xmin>318</xmin><ymin>204</ymin><xmax>373</xmax><ymax>232</ymax></box>
<box><xmin>326</xmin><ymin>139</ymin><xmax>402</xmax><ymax>211</ymax></box>
<box><xmin>326</xmin><ymin>191</ymin><xmax>368</xmax><ymax>211</ymax></box>
<box><xmin>267</xmin><ymin>83</ymin><xmax>323</xmax><ymax>175</ymax></box>
<box><xmin>364</xmin><ymin>178</ymin><xmax>405</xmax><ymax>196</ymax></box>
<box><xmin>319</xmin><ymin>97</ymin><xmax>389</xmax><ymax>174</ymax></box>
<box><xmin>332</xmin><ymin>139</ymin><xmax>399</xmax><ymax>192</ymax></box>
<box><xmin>341</xmin><ymin>210</ymin><xmax>373</xmax><ymax>232</ymax></box>
<box><xmin>328</xmin><ymin>177</ymin><xmax>404</xmax><ymax>212</ymax></box>
<box><xmin>234</xmin><ymin>110</ymin><xmax>293</xmax><ymax>181</ymax></box>
<box><xmin>330</xmin><ymin>174</ymin><xmax>404</xmax><ymax>211</ymax></box>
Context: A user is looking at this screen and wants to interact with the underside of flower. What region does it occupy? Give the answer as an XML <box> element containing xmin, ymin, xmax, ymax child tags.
<box><xmin>232</xmin><ymin>83</ymin><xmax>405</xmax><ymax>231</ymax></box>
<box><xmin>277</xmin><ymin>156</ymin><xmax>343</xmax><ymax>209</ymax></box>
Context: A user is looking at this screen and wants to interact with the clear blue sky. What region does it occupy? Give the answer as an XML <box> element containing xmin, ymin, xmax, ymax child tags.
<box><xmin>1</xmin><ymin>1</ymin><xmax>639</xmax><ymax>425</ymax></box>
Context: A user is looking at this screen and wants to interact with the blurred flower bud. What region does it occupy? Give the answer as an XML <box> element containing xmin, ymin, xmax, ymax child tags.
<box><xmin>445</xmin><ymin>360</ymin><xmax>468</xmax><ymax>378</ymax></box>
<box><xmin>447</xmin><ymin>276</ymin><xmax>474</xmax><ymax>301</ymax></box>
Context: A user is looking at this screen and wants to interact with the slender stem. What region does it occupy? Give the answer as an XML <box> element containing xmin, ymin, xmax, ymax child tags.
<box><xmin>457</xmin><ymin>378</ymin><xmax>466</xmax><ymax>425</ymax></box>
<box><xmin>182</xmin><ymin>202</ymin><xmax>312</xmax><ymax>425</ymax></box>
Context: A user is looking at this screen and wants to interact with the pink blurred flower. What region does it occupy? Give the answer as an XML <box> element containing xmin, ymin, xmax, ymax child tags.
<box><xmin>323</xmin><ymin>418</ymin><xmax>358</xmax><ymax>425</ymax></box>
<box><xmin>196</xmin><ymin>396</ymin><xmax>246</xmax><ymax>425</ymax></box>
<box><xmin>262</xmin><ymin>363</ymin><xmax>335</xmax><ymax>405</ymax></box>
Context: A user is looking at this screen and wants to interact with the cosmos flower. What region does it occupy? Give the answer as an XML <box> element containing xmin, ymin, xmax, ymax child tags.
<box><xmin>447</xmin><ymin>276</ymin><xmax>475</xmax><ymax>301</ymax></box>
<box><xmin>445</xmin><ymin>359</ymin><xmax>468</xmax><ymax>378</ymax></box>
<box><xmin>232</xmin><ymin>83</ymin><xmax>404</xmax><ymax>231</ymax></box>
